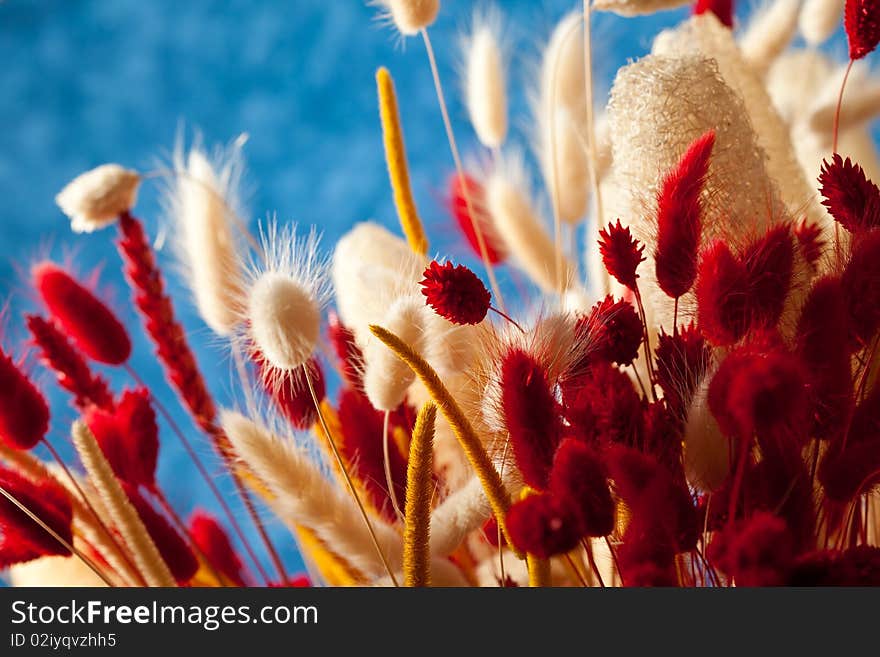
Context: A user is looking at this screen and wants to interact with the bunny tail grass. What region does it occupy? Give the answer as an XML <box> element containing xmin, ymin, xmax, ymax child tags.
<box><xmin>377</xmin><ymin>67</ymin><xmax>429</xmax><ymax>257</ymax></box>
<box><xmin>71</xmin><ymin>421</ymin><xmax>176</xmax><ymax>587</ymax></box>
<box><xmin>403</xmin><ymin>403</ymin><xmax>436</xmax><ymax>587</ymax></box>
<box><xmin>368</xmin><ymin>324</ymin><xmax>522</xmax><ymax>558</ymax></box>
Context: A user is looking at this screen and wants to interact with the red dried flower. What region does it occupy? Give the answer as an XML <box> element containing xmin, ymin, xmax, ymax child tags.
<box><xmin>579</xmin><ymin>296</ymin><xmax>643</xmax><ymax>367</ymax></box>
<box><xmin>336</xmin><ymin>388</ymin><xmax>409</xmax><ymax>521</ymax></box>
<box><xmin>447</xmin><ymin>173</ymin><xmax>506</xmax><ymax>264</ymax></box>
<box><xmin>818</xmin><ymin>154</ymin><xmax>880</xmax><ymax>233</ymax></box>
<box><xmin>708</xmin><ymin>512</ymin><xmax>793</xmax><ymax>586</ymax></box>
<box><xmin>500</xmin><ymin>348</ymin><xmax>564</xmax><ymax>490</ymax></box>
<box><xmin>190</xmin><ymin>510</ymin><xmax>246</xmax><ymax>587</ymax></box>
<box><xmin>842</xmin><ymin>228</ymin><xmax>880</xmax><ymax>347</ymax></box>
<box><xmin>0</xmin><ymin>465</ymin><xmax>72</xmax><ymax>567</ymax></box>
<box><xmin>549</xmin><ymin>438</ymin><xmax>615</xmax><ymax>537</ymax></box>
<box><xmin>696</xmin><ymin>240</ymin><xmax>749</xmax><ymax>346</ymax></box>
<box><xmin>505</xmin><ymin>492</ymin><xmax>582</xmax><ymax>559</ymax></box>
<box><xmin>741</xmin><ymin>225</ymin><xmax>795</xmax><ymax>330</ymax></box>
<box><xmin>643</xmin><ymin>402</ymin><xmax>685</xmax><ymax>479</ymax></box>
<box><xmin>598</xmin><ymin>219</ymin><xmax>645</xmax><ymax>291</ymax></box>
<box><xmin>694</xmin><ymin>0</ymin><xmax>734</xmax><ymax>27</ymax></box>
<box><xmin>84</xmin><ymin>389</ymin><xmax>159</xmax><ymax>489</ymax></box>
<box><xmin>420</xmin><ymin>260</ymin><xmax>491</xmax><ymax>325</ymax></box>
<box><xmin>26</xmin><ymin>315</ymin><xmax>114</xmax><ymax>411</ymax></box>
<box><xmin>819</xmin><ymin>385</ymin><xmax>880</xmax><ymax>501</ymax></box>
<box><xmin>789</xmin><ymin>547</ymin><xmax>880</xmax><ymax>585</ymax></box>
<box><xmin>328</xmin><ymin>311</ymin><xmax>362</xmax><ymax>388</ymax></box>
<box><xmin>654</xmin><ymin>323</ymin><xmax>710</xmax><ymax>419</ymax></box>
<box><xmin>258</xmin><ymin>356</ymin><xmax>324</xmax><ymax>430</ymax></box>
<box><xmin>0</xmin><ymin>346</ymin><xmax>50</xmax><ymax>451</ymax></box>
<box><xmin>126</xmin><ymin>486</ymin><xmax>198</xmax><ymax>584</ymax></box>
<box><xmin>33</xmin><ymin>261</ymin><xmax>131</xmax><ymax>366</ymax></box>
<box><xmin>794</xmin><ymin>219</ymin><xmax>825</xmax><ymax>269</ymax></box>
<box><xmin>655</xmin><ymin>131</ymin><xmax>715</xmax><ymax>299</ymax></box>
<box><xmin>845</xmin><ymin>0</ymin><xmax>880</xmax><ymax>60</ymax></box>
<box><xmin>567</xmin><ymin>362</ymin><xmax>645</xmax><ymax>448</ymax></box>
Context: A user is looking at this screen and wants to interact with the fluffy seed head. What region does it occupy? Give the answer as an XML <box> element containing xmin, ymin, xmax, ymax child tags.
<box><xmin>696</xmin><ymin>240</ymin><xmax>749</xmax><ymax>346</ymax></box>
<box><xmin>842</xmin><ymin>229</ymin><xmax>880</xmax><ymax>347</ymax></box>
<box><xmin>549</xmin><ymin>439</ymin><xmax>615</xmax><ymax>537</ymax></box>
<box><xmin>189</xmin><ymin>510</ymin><xmax>246</xmax><ymax>586</ymax></box>
<box><xmin>541</xmin><ymin>108</ymin><xmax>591</xmax><ymax>225</ymax></box>
<box><xmin>598</xmin><ymin>219</ymin><xmax>645</xmax><ymax>291</ymax></box>
<box><xmin>420</xmin><ymin>260</ymin><xmax>490</xmax><ymax>325</ymax></box>
<box><xmin>846</xmin><ymin>0</ymin><xmax>880</xmax><ymax>59</ymax></box>
<box><xmin>33</xmin><ymin>262</ymin><xmax>131</xmax><ymax>365</ymax></box>
<box><xmin>579</xmin><ymin>296</ymin><xmax>643</xmax><ymax>368</ymax></box>
<box><xmin>654</xmin><ymin>323</ymin><xmax>711</xmax><ymax>418</ymax></box>
<box><xmin>464</xmin><ymin>14</ymin><xmax>507</xmax><ymax>149</ymax></box>
<box><xmin>380</xmin><ymin>0</ymin><xmax>440</xmax><ymax>36</ymax></box>
<box><xmin>540</xmin><ymin>12</ymin><xmax>586</xmax><ymax>114</ymax></box>
<box><xmin>0</xmin><ymin>347</ymin><xmax>50</xmax><ymax>450</ymax></box>
<box><xmin>505</xmin><ymin>491</ymin><xmax>582</xmax><ymax>559</ymax></box>
<box><xmin>818</xmin><ymin>154</ymin><xmax>880</xmax><ymax>233</ymax></box>
<box><xmin>794</xmin><ymin>219</ymin><xmax>825</xmax><ymax>268</ymax></box>
<box><xmin>447</xmin><ymin>174</ymin><xmax>506</xmax><ymax>264</ymax></box>
<box><xmin>258</xmin><ymin>355</ymin><xmax>324</xmax><ymax>430</ymax></box>
<box><xmin>56</xmin><ymin>164</ymin><xmax>140</xmax><ymax>233</ymax></box>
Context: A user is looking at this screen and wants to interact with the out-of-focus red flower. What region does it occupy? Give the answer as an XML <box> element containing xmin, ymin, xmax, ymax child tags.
<box><xmin>447</xmin><ymin>173</ymin><xmax>506</xmax><ymax>265</ymax></box>
<box><xmin>0</xmin><ymin>347</ymin><xmax>50</xmax><ymax>451</ymax></box>
<box><xmin>818</xmin><ymin>154</ymin><xmax>880</xmax><ymax>233</ymax></box>
<box><xmin>845</xmin><ymin>0</ymin><xmax>880</xmax><ymax>60</ymax></box>
<box><xmin>505</xmin><ymin>491</ymin><xmax>582</xmax><ymax>559</ymax></box>
<box><xmin>577</xmin><ymin>296</ymin><xmax>643</xmax><ymax>367</ymax></box>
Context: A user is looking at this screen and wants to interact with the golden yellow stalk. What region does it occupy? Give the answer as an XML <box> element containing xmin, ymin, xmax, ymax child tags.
<box><xmin>72</xmin><ymin>421</ymin><xmax>176</xmax><ymax>587</ymax></box>
<box><xmin>376</xmin><ymin>66</ymin><xmax>429</xmax><ymax>256</ymax></box>
<box><xmin>403</xmin><ymin>403</ymin><xmax>436</xmax><ymax>587</ymax></box>
<box><xmin>369</xmin><ymin>324</ymin><xmax>522</xmax><ymax>559</ymax></box>
<box><xmin>521</xmin><ymin>488</ymin><xmax>551</xmax><ymax>587</ymax></box>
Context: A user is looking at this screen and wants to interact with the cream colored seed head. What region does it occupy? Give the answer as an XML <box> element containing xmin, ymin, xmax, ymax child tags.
<box><xmin>56</xmin><ymin>164</ymin><xmax>140</xmax><ymax>233</ymax></box>
<box><xmin>465</xmin><ymin>21</ymin><xmax>507</xmax><ymax>149</ymax></box>
<box><xmin>383</xmin><ymin>0</ymin><xmax>440</xmax><ymax>36</ymax></box>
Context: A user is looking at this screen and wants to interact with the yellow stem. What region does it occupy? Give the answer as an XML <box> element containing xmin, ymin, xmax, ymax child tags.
<box><xmin>403</xmin><ymin>403</ymin><xmax>436</xmax><ymax>587</ymax></box>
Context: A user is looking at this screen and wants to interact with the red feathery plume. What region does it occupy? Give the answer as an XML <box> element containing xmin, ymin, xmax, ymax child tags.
<box><xmin>654</xmin><ymin>131</ymin><xmax>715</xmax><ymax>299</ymax></box>
<box><xmin>258</xmin><ymin>356</ymin><xmax>324</xmax><ymax>430</ymax></box>
<box><xmin>565</xmin><ymin>362</ymin><xmax>645</xmax><ymax>448</ymax></box>
<box><xmin>84</xmin><ymin>389</ymin><xmax>159</xmax><ymax>489</ymax></box>
<box><xmin>0</xmin><ymin>346</ymin><xmax>50</xmax><ymax>451</ymax></box>
<box><xmin>0</xmin><ymin>465</ymin><xmax>72</xmax><ymax>567</ymax></box>
<box><xmin>708</xmin><ymin>334</ymin><xmax>809</xmax><ymax>443</ymax></box>
<box><xmin>549</xmin><ymin>438</ymin><xmax>614</xmax><ymax>537</ymax></box>
<box><xmin>842</xmin><ymin>228</ymin><xmax>880</xmax><ymax>348</ymax></box>
<box><xmin>696</xmin><ymin>239</ymin><xmax>749</xmax><ymax>346</ymax></box>
<box><xmin>654</xmin><ymin>323</ymin><xmax>710</xmax><ymax>419</ymax></box>
<box><xmin>505</xmin><ymin>492</ymin><xmax>582</xmax><ymax>559</ymax></box>
<box><xmin>598</xmin><ymin>219</ymin><xmax>645</xmax><ymax>291</ymax></box>
<box><xmin>500</xmin><ymin>348</ymin><xmax>564</xmax><ymax>490</ymax></box>
<box><xmin>32</xmin><ymin>261</ymin><xmax>131</xmax><ymax>366</ymax></box>
<box><xmin>740</xmin><ymin>225</ymin><xmax>795</xmax><ymax>330</ymax></box>
<box><xmin>328</xmin><ymin>311</ymin><xmax>362</xmax><ymax>388</ymax></box>
<box><xmin>579</xmin><ymin>296</ymin><xmax>643</xmax><ymax>367</ymax></box>
<box><xmin>795</xmin><ymin>276</ymin><xmax>853</xmax><ymax>441</ymax></box>
<box><xmin>708</xmin><ymin>512</ymin><xmax>793</xmax><ymax>586</ymax></box>
<box><xmin>26</xmin><ymin>315</ymin><xmax>114</xmax><ymax>411</ymax></box>
<box><xmin>336</xmin><ymin>388</ymin><xmax>409</xmax><ymax>520</ymax></box>
<box><xmin>789</xmin><ymin>547</ymin><xmax>880</xmax><ymax>586</ymax></box>
<box><xmin>447</xmin><ymin>173</ymin><xmax>506</xmax><ymax>264</ymax></box>
<box><xmin>794</xmin><ymin>219</ymin><xmax>825</xmax><ymax>269</ymax></box>
<box><xmin>694</xmin><ymin>0</ymin><xmax>734</xmax><ymax>27</ymax></box>
<box><xmin>420</xmin><ymin>260</ymin><xmax>491</xmax><ymax>325</ymax></box>
<box><xmin>643</xmin><ymin>402</ymin><xmax>685</xmax><ymax>480</ymax></box>
<box><xmin>126</xmin><ymin>487</ymin><xmax>198</xmax><ymax>584</ymax></box>
<box><xmin>818</xmin><ymin>154</ymin><xmax>880</xmax><ymax>233</ymax></box>
<box><xmin>845</xmin><ymin>0</ymin><xmax>880</xmax><ymax>60</ymax></box>
<box><xmin>189</xmin><ymin>510</ymin><xmax>246</xmax><ymax>586</ymax></box>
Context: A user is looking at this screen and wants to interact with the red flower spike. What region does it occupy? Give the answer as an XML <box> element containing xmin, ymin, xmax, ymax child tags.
<box><xmin>32</xmin><ymin>262</ymin><xmax>131</xmax><ymax>366</ymax></box>
<box><xmin>740</xmin><ymin>225</ymin><xmax>795</xmax><ymax>330</ymax></box>
<box><xmin>0</xmin><ymin>465</ymin><xmax>73</xmax><ymax>567</ymax></box>
<box><xmin>818</xmin><ymin>154</ymin><xmax>880</xmax><ymax>233</ymax></box>
<box><xmin>598</xmin><ymin>219</ymin><xmax>645</xmax><ymax>291</ymax></box>
<box><xmin>819</xmin><ymin>389</ymin><xmax>880</xmax><ymax>501</ymax></box>
<box><xmin>794</xmin><ymin>219</ymin><xmax>825</xmax><ymax>268</ymax></box>
<box><xmin>420</xmin><ymin>260</ymin><xmax>491</xmax><ymax>325</ymax></box>
<box><xmin>336</xmin><ymin>389</ymin><xmax>409</xmax><ymax>521</ymax></box>
<box><xmin>579</xmin><ymin>296</ymin><xmax>643</xmax><ymax>367</ymax></box>
<box><xmin>0</xmin><ymin>346</ymin><xmax>50</xmax><ymax>451</ymax></box>
<box><xmin>708</xmin><ymin>512</ymin><xmax>793</xmax><ymax>586</ymax></box>
<box><xmin>505</xmin><ymin>492</ymin><xmax>582</xmax><ymax>559</ymax></box>
<box><xmin>565</xmin><ymin>362</ymin><xmax>645</xmax><ymax>448</ymax></box>
<box><xmin>643</xmin><ymin>402</ymin><xmax>685</xmax><ymax>479</ymax></box>
<box><xmin>26</xmin><ymin>315</ymin><xmax>114</xmax><ymax>411</ymax></box>
<box><xmin>846</xmin><ymin>0</ymin><xmax>880</xmax><ymax>60</ymax></box>
<box><xmin>328</xmin><ymin>312</ymin><xmax>363</xmax><ymax>388</ymax></box>
<box><xmin>189</xmin><ymin>510</ymin><xmax>246</xmax><ymax>586</ymax></box>
<box><xmin>258</xmin><ymin>356</ymin><xmax>324</xmax><ymax>430</ymax></box>
<box><xmin>654</xmin><ymin>131</ymin><xmax>715</xmax><ymax>299</ymax></box>
<box><xmin>795</xmin><ymin>277</ymin><xmax>853</xmax><ymax>441</ymax></box>
<box><xmin>447</xmin><ymin>174</ymin><xmax>506</xmax><ymax>264</ymax></box>
<box><xmin>842</xmin><ymin>229</ymin><xmax>880</xmax><ymax>347</ymax></box>
<box><xmin>789</xmin><ymin>547</ymin><xmax>880</xmax><ymax>586</ymax></box>
<box><xmin>125</xmin><ymin>487</ymin><xmax>198</xmax><ymax>584</ymax></box>
<box><xmin>549</xmin><ymin>439</ymin><xmax>615</xmax><ymax>537</ymax></box>
<box><xmin>500</xmin><ymin>348</ymin><xmax>564</xmax><ymax>490</ymax></box>
<box><xmin>696</xmin><ymin>239</ymin><xmax>749</xmax><ymax>346</ymax></box>
<box><xmin>654</xmin><ymin>323</ymin><xmax>710</xmax><ymax>419</ymax></box>
<box><xmin>694</xmin><ymin>0</ymin><xmax>734</xmax><ymax>27</ymax></box>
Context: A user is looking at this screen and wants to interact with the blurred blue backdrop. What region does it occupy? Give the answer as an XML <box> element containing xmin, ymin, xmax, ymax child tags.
<box><xmin>0</xmin><ymin>0</ymin><xmax>846</xmax><ymax>582</ymax></box>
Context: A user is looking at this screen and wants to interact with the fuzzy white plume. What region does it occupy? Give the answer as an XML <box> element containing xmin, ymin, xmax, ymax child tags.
<box><xmin>739</xmin><ymin>0</ymin><xmax>801</xmax><ymax>77</ymax></box>
<box><xmin>379</xmin><ymin>0</ymin><xmax>440</xmax><ymax>36</ymax></box>
<box><xmin>798</xmin><ymin>0</ymin><xmax>844</xmax><ymax>45</ymax></box>
<box><xmin>56</xmin><ymin>164</ymin><xmax>140</xmax><ymax>233</ymax></box>
<box><xmin>593</xmin><ymin>0</ymin><xmax>691</xmax><ymax>17</ymax></box>
<box><xmin>463</xmin><ymin>11</ymin><xmax>508</xmax><ymax>149</ymax></box>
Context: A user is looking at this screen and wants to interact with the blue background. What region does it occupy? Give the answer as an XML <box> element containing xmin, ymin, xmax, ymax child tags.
<box><xmin>0</xmin><ymin>0</ymin><xmax>851</xmax><ymax>582</ymax></box>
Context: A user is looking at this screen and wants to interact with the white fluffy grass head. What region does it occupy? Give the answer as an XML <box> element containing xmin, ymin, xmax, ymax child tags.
<box><xmin>683</xmin><ymin>373</ymin><xmax>731</xmax><ymax>493</ymax></box>
<box><xmin>377</xmin><ymin>0</ymin><xmax>440</xmax><ymax>36</ymax></box>
<box><xmin>738</xmin><ymin>0</ymin><xmax>801</xmax><ymax>77</ymax></box>
<box><xmin>592</xmin><ymin>0</ymin><xmax>691</xmax><ymax>17</ymax></box>
<box><xmin>540</xmin><ymin>11</ymin><xmax>585</xmax><ymax>116</ymax></box>
<box><xmin>462</xmin><ymin>7</ymin><xmax>507</xmax><ymax>149</ymax></box>
<box><xmin>540</xmin><ymin>106</ymin><xmax>590</xmax><ymax>224</ymax></box>
<box><xmin>798</xmin><ymin>0</ymin><xmax>844</xmax><ymax>46</ymax></box>
<box><xmin>165</xmin><ymin>136</ymin><xmax>247</xmax><ymax>337</ymax></box>
<box><xmin>56</xmin><ymin>164</ymin><xmax>141</xmax><ymax>233</ymax></box>
<box><xmin>238</xmin><ymin>220</ymin><xmax>330</xmax><ymax>382</ymax></box>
